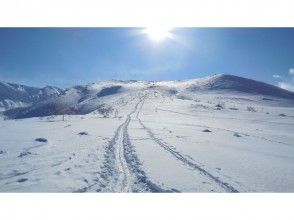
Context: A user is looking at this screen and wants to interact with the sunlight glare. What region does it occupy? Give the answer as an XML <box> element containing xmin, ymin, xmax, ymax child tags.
<box><xmin>143</xmin><ymin>27</ymin><xmax>173</xmax><ymax>42</ymax></box>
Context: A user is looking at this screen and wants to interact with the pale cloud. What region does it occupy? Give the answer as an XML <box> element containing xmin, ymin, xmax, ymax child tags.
<box><xmin>115</xmin><ymin>61</ymin><xmax>184</xmax><ymax>79</ymax></box>
<box><xmin>272</xmin><ymin>74</ymin><xmax>281</xmax><ymax>79</ymax></box>
<box><xmin>277</xmin><ymin>68</ymin><xmax>294</xmax><ymax>92</ymax></box>
<box><xmin>278</xmin><ymin>82</ymin><xmax>294</xmax><ymax>92</ymax></box>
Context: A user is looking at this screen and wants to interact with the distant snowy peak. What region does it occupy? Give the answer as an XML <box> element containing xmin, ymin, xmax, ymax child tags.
<box><xmin>0</xmin><ymin>81</ymin><xmax>63</xmax><ymax>111</ymax></box>
<box><xmin>0</xmin><ymin>81</ymin><xmax>63</xmax><ymax>99</ymax></box>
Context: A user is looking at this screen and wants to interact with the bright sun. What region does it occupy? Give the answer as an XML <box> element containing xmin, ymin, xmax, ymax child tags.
<box><xmin>143</xmin><ymin>27</ymin><xmax>172</xmax><ymax>42</ymax></box>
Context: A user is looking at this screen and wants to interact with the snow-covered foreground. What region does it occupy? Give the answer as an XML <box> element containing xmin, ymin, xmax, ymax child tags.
<box><xmin>1</xmin><ymin>87</ymin><xmax>294</xmax><ymax>192</ymax></box>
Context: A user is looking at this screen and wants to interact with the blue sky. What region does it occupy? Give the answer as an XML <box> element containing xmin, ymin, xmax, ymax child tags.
<box><xmin>0</xmin><ymin>28</ymin><xmax>293</xmax><ymax>89</ymax></box>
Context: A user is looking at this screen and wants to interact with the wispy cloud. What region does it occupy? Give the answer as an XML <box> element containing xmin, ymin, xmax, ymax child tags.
<box><xmin>111</xmin><ymin>61</ymin><xmax>184</xmax><ymax>80</ymax></box>
<box><xmin>130</xmin><ymin>62</ymin><xmax>183</xmax><ymax>77</ymax></box>
<box><xmin>272</xmin><ymin>74</ymin><xmax>281</xmax><ymax>79</ymax></box>
<box><xmin>278</xmin><ymin>82</ymin><xmax>294</xmax><ymax>92</ymax></box>
<box><xmin>277</xmin><ymin>68</ymin><xmax>294</xmax><ymax>92</ymax></box>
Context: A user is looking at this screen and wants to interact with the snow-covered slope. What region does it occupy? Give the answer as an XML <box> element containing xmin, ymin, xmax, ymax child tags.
<box><xmin>0</xmin><ymin>81</ymin><xmax>63</xmax><ymax>112</ymax></box>
<box><xmin>0</xmin><ymin>74</ymin><xmax>294</xmax><ymax>192</ymax></box>
<box><xmin>184</xmin><ymin>74</ymin><xmax>294</xmax><ymax>99</ymax></box>
<box><xmin>3</xmin><ymin>74</ymin><xmax>294</xmax><ymax>119</ymax></box>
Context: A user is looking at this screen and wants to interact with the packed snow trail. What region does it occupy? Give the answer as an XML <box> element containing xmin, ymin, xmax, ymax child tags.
<box><xmin>136</xmin><ymin>98</ymin><xmax>239</xmax><ymax>193</ymax></box>
<box><xmin>86</xmin><ymin>97</ymin><xmax>171</xmax><ymax>192</ymax></box>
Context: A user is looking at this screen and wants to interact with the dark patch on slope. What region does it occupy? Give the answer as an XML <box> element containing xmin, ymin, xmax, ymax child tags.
<box><xmin>97</xmin><ymin>86</ymin><xmax>122</xmax><ymax>97</ymax></box>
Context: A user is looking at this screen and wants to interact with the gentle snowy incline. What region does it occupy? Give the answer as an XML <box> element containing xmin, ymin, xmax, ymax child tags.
<box><xmin>136</xmin><ymin>99</ymin><xmax>238</xmax><ymax>192</ymax></box>
<box><xmin>1</xmin><ymin>75</ymin><xmax>294</xmax><ymax>192</ymax></box>
<box><xmin>134</xmin><ymin>91</ymin><xmax>294</xmax><ymax>192</ymax></box>
<box><xmin>0</xmin><ymin>116</ymin><xmax>121</xmax><ymax>192</ymax></box>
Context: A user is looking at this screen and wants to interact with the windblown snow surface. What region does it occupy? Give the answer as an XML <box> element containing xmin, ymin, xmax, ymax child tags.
<box><xmin>0</xmin><ymin>74</ymin><xmax>294</xmax><ymax>192</ymax></box>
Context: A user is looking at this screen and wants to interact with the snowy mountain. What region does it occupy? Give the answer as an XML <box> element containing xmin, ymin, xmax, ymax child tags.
<box><xmin>2</xmin><ymin>74</ymin><xmax>294</xmax><ymax>119</ymax></box>
<box><xmin>1</xmin><ymin>74</ymin><xmax>294</xmax><ymax>192</ymax></box>
<box><xmin>0</xmin><ymin>81</ymin><xmax>63</xmax><ymax>112</ymax></box>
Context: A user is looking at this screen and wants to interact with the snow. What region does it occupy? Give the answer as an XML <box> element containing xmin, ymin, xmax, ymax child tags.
<box><xmin>0</xmin><ymin>81</ymin><xmax>62</xmax><ymax>112</ymax></box>
<box><xmin>0</xmin><ymin>114</ymin><xmax>122</xmax><ymax>192</ymax></box>
<box><xmin>136</xmin><ymin>94</ymin><xmax>294</xmax><ymax>192</ymax></box>
<box><xmin>0</xmin><ymin>75</ymin><xmax>294</xmax><ymax>192</ymax></box>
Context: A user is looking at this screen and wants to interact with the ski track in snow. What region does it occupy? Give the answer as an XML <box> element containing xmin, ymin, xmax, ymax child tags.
<box><xmin>136</xmin><ymin>98</ymin><xmax>239</xmax><ymax>192</ymax></box>
<box><xmin>1</xmin><ymin>75</ymin><xmax>294</xmax><ymax>192</ymax></box>
<box><xmin>77</xmin><ymin>97</ymin><xmax>172</xmax><ymax>192</ymax></box>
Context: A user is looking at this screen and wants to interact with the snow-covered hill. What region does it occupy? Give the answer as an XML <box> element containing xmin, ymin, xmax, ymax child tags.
<box><xmin>0</xmin><ymin>74</ymin><xmax>294</xmax><ymax>192</ymax></box>
<box><xmin>2</xmin><ymin>74</ymin><xmax>294</xmax><ymax>119</ymax></box>
<box><xmin>0</xmin><ymin>81</ymin><xmax>63</xmax><ymax>112</ymax></box>
<box><xmin>183</xmin><ymin>74</ymin><xmax>294</xmax><ymax>98</ymax></box>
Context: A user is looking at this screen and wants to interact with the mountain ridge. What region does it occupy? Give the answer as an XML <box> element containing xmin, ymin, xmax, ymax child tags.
<box><xmin>1</xmin><ymin>74</ymin><xmax>294</xmax><ymax>119</ymax></box>
<box><xmin>0</xmin><ymin>81</ymin><xmax>63</xmax><ymax>111</ymax></box>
